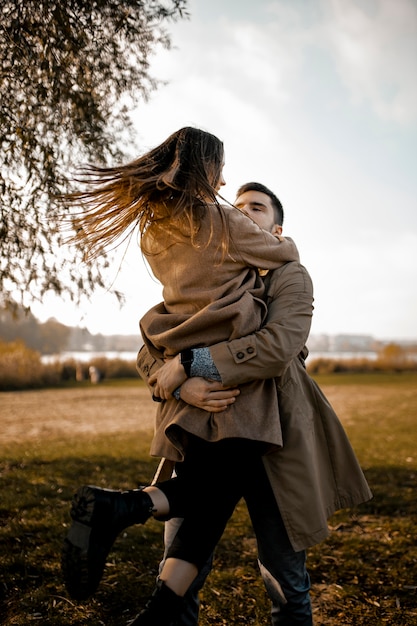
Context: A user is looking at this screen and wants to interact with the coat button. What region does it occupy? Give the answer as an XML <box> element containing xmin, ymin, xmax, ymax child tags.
<box><xmin>236</xmin><ymin>352</ymin><xmax>245</xmax><ymax>359</ymax></box>
<box><xmin>247</xmin><ymin>347</ymin><xmax>255</xmax><ymax>354</ymax></box>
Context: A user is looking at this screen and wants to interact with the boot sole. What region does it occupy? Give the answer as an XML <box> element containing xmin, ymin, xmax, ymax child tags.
<box><xmin>70</xmin><ymin>485</ymin><xmax>98</xmax><ymax>526</ymax></box>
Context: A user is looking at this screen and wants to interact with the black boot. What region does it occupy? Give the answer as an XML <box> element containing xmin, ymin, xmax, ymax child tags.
<box><xmin>61</xmin><ymin>485</ymin><xmax>154</xmax><ymax>600</ymax></box>
<box><xmin>128</xmin><ymin>579</ymin><xmax>184</xmax><ymax>626</ymax></box>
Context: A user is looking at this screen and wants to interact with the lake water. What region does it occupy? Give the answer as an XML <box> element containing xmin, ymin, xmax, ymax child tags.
<box><xmin>41</xmin><ymin>350</ymin><xmax>379</xmax><ymax>363</ymax></box>
<box><xmin>41</xmin><ymin>350</ymin><xmax>140</xmax><ymax>363</ymax></box>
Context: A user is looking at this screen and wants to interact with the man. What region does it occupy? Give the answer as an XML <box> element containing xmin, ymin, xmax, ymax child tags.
<box><xmin>62</xmin><ymin>183</ymin><xmax>371</xmax><ymax>625</ymax></box>
<box><xmin>137</xmin><ymin>182</ymin><xmax>372</xmax><ymax>625</ymax></box>
<box><xmin>147</xmin><ymin>181</ymin><xmax>301</xmax><ymax>624</ymax></box>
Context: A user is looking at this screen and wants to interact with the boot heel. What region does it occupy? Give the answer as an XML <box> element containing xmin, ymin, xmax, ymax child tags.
<box><xmin>66</xmin><ymin>520</ymin><xmax>92</xmax><ymax>550</ymax></box>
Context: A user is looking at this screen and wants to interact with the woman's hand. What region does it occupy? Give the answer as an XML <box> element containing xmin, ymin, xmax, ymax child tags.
<box><xmin>179</xmin><ymin>378</ymin><xmax>240</xmax><ymax>412</ymax></box>
<box><xmin>149</xmin><ymin>355</ymin><xmax>187</xmax><ymax>400</ymax></box>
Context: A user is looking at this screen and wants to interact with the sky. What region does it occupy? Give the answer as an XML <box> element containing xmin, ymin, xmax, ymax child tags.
<box><xmin>32</xmin><ymin>0</ymin><xmax>417</xmax><ymax>341</ymax></box>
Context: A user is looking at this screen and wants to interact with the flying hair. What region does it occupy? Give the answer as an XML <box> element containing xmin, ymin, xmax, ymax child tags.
<box><xmin>66</xmin><ymin>127</ymin><xmax>229</xmax><ymax>260</ymax></box>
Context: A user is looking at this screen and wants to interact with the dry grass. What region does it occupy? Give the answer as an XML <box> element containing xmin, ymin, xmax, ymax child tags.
<box><xmin>1</xmin><ymin>374</ymin><xmax>416</xmax><ymax>625</ymax></box>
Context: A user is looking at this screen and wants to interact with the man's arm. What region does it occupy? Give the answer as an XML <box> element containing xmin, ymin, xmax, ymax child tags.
<box><xmin>138</xmin><ymin>261</ymin><xmax>313</xmax><ymax>394</ymax></box>
<box><xmin>209</xmin><ymin>262</ymin><xmax>313</xmax><ymax>385</ymax></box>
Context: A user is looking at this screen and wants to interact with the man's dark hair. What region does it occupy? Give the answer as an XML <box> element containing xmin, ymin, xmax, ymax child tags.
<box><xmin>235</xmin><ymin>182</ymin><xmax>284</xmax><ymax>226</ymax></box>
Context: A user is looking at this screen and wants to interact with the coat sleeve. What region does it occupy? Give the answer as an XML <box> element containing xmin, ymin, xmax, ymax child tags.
<box><xmin>136</xmin><ymin>344</ymin><xmax>164</xmax><ymax>388</ymax></box>
<box><xmin>209</xmin><ymin>262</ymin><xmax>314</xmax><ymax>386</ymax></box>
<box><xmin>136</xmin><ymin>345</ymin><xmax>176</xmax><ymax>482</ymax></box>
<box><xmin>226</xmin><ymin>207</ymin><xmax>300</xmax><ymax>268</ymax></box>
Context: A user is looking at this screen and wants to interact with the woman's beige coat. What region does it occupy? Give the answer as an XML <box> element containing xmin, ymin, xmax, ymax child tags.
<box><xmin>140</xmin><ymin>204</ymin><xmax>298</xmax><ymax>356</ymax></box>
<box><xmin>137</xmin><ymin>261</ymin><xmax>372</xmax><ymax>551</ymax></box>
<box><xmin>140</xmin><ymin>205</ymin><xmax>299</xmax><ymax>459</ymax></box>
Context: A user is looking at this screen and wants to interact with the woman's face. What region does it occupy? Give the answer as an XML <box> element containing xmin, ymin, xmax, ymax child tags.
<box><xmin>212</xmin><ymin>155</ymin><xmax>226</xmax><ymax>192</ymax></box>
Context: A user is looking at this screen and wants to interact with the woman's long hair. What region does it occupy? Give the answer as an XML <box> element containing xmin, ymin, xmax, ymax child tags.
<box><xmin>67</xmin><ymin>127</ymin><xmax>226</xmax><ymax>259</ymax></box>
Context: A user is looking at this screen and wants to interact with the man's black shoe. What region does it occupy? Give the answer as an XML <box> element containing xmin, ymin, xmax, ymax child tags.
<box><xmin>61</xmin><ymin>485</ymin><xmax>154</xmax><ymax>600</ymax></box>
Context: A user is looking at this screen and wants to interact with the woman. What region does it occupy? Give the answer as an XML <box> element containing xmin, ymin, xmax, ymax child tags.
<box><xmin>62</xmin><ymin>127</ymin><xmax>299</xmax><ymax>624</ymax></box>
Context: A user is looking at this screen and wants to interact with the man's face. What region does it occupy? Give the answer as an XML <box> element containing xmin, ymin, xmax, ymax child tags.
<box><xmin>235</xmin><ymin>190</ymin><xmax>282</xmax><ymax>235</ymax></box>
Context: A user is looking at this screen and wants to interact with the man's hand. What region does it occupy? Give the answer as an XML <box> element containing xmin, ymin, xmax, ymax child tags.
<box><xmin>149</xmin><ymin>355</ymin><xmax>187</xmax><ymax>400</ymax></box>
<box><xmin>179</xmin><ymin>378</ymin><xmax>240</xmax><ymax>412</ymax></box>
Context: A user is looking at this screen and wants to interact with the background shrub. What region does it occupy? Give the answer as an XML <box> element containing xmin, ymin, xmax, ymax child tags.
<box><xmin>0</xmin><ymin>340</ymin><xmax>45</xmax><ymax>390</ymax></box>
<box><xmin>0</xmin><ymin>341</ymin><xmax>139</xmax><ymax>390</ymax></box>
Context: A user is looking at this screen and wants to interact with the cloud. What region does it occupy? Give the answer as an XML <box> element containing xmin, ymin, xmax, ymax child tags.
<box><xmin>320</xmin><ymin>0</ymin><xmax>417</xmax><ymax>125</ymax></box>
<box><xmin>184</xmin><ymin>0</ymin><xmax>417</xmax><ymax>127</ymax></box>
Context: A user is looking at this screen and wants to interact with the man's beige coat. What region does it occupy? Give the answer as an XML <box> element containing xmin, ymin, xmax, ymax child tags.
<box><xmin>137</xmin><ymin>261</ymin><xmax>372</xmax><ymax>551</ymax></box>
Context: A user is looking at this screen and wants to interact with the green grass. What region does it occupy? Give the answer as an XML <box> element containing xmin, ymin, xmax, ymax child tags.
<box><xmin>1</xmin><ymin>374</ymin><xmax>417</xmax><ymax>625</ymax></box>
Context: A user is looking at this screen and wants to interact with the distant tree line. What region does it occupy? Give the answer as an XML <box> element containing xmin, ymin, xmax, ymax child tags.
<box><xmin>0</xmin><ymin>306</ymin><xmax>71</xmax><ymax>354</ymax></box>
<box><xmin>0</xmin><ymin>305</ymin><xmax>140</xmax><ymax>354</ymax></box>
